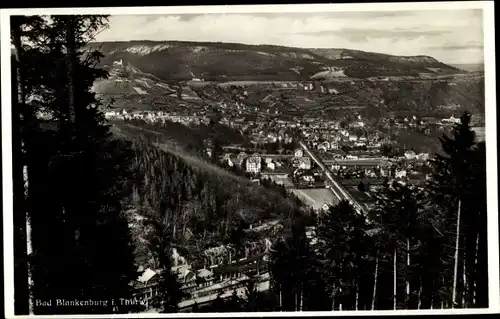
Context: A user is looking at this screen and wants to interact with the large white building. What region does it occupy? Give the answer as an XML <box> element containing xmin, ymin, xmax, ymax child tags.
<box><xmin>294</xmin><ymin>149</ymin><xmax>304</xmax><ymax>158</ymax></box>
<box><xmin>246</xmin><ymin>155</ymin><xmax>262</xmax><ymax>173</ymax></box>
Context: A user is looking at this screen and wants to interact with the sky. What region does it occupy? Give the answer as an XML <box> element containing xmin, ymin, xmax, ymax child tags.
<box><xmin>94</xmin><ymin>9</ymin><xmax>484</xmax><ymax>64</ymax></box>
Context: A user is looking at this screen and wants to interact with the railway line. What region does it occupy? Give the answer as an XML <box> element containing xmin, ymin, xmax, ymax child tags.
<box><xmin>298</xmin><ymin>141</ymin><xmax>368</xmax><ymax>215</ymax></box>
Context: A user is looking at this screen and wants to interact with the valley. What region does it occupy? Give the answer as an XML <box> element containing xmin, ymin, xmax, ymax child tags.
<box><xmin>93</xmin><ymin>40</ymin><xmax>486</xmax><ymax>312</ymax></box>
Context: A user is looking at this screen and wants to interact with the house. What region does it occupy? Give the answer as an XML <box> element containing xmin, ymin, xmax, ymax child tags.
<box><xmin>246</xmin><ymin>154</ymin><xmax>262</xmax><ymax>173</ymax></box>
<box><xmin>395</xmin><ymin>169</ymin><xmax>407</xmax><ymax>179</ymax></box>
<box><xmin>206</xmin><ymin>148</ymin><xmax>213</xmax><ymax>158</ymax></box>
<box><xmin>442</xmin><ymin>115</ymin><xmax>461</xmax><ymax>124</ymax></box>
<box><xmin>172</xmin><ymin>264</ymin><xmax>196</xmax><ymax>286</ymax></box>
<box><xmin>320</xmin><ymin>141</ymin><xmax>331</xmax><ymax>149</ymax></box>
<box><xmin>298</xmin><ymin>157</ymin><xmax>312</xmax><ymax>170</ymax></box>
<box><xmin>349</xmin><ymin>135</ymin><xmax>358</xmax><ymax>142</ymax></box>
<box><xmin>318</xmin><ymin>144</ymin><xmax>327</xmax><ymax>153</ymax></box>
<box><xmin>267</xmin><ymin>162</ymin><xmax>276</xmax><ymax>170</ymax></box>
<box><xmin>300</xmin><ymin>174</ymin><xmax>315</xmax><ymax>184</ymax></box>
<box><xmin>292</xmin><ymin>157</ymin><xmax>311</xmax><ymax>170</ymax></box>
<box><xmin>294</xmin><ymin>149</ymin><xmax>304</xmax><ymax>158</ymax></box>
<box><xmin>321</xmin><ymin>202</ymin><xmax>332</xmax><ymax>212</ymax></box>
<box><xmin>196</xmin><ymin>268</ymin><xmax>214</xmax><ymax>287</ymax></box>
<box><xmin>134</xmin><ymin>268</ymin><xmax>161</xmax><ymax>303</ymax></box>
<box><xmin>417</xmin><ymin>153</ymin><xmax>430</xmax><ymax>161</ymax></box>
<box><xmin>404</xmin><ymin>150</ymin><xmax>417</xmax><ymax>160</ymax></box>
<box><xmin>331</xmin><ymin>142</ymin><xmax>339</xmax><ymax>150</ymax></box>
<box><xmin>331</xmin><ymin>164</ymin><xmax>341</xmax><ymax>171</ymax></box>
<box><xmin>104</xmin><ymin>110</ymin><xmax>119</xmax><ymax>119</ymax></box>
<box><xmin>328</xmin><ymin>87</ymin><xmax>339</xmax><ymax>94</ymax></box>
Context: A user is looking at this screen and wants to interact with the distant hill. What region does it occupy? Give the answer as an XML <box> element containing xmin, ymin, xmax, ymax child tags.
<box><xmin>449</xmin><ymin>63</ymin><xmax>484</xmax><ymax>73</ymax></box>
<box><xmin>87</xmin><ymin>40</ymin><xmax>462</xmax><ymax>81</ymax></box>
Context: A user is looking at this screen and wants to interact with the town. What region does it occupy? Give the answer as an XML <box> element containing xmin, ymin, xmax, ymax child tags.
<box><xmin>10</xmin><ymin>8</ymin><xmax>490</xmax><ymax>316</ymax></box>
<box><xmin>104</xmin><ymin>79</ymin><xmax>485</xmax><ymax>310</ymax></box>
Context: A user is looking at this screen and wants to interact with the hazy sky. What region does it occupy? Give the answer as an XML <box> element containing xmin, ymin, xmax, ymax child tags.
<box><xmin>95</xmin><ymin>9</ymin><xmax>484</xmax><ymax>64</ymax></box>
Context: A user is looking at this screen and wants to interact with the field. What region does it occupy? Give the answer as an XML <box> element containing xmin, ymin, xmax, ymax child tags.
<box><xmin>290</xmin><ymin>188</ymin><xmax>340</xmax><ymax>210</ymax></box>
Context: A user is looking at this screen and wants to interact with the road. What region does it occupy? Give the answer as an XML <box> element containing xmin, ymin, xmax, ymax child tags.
<box><xmin>298</xmin><ymin>141</ymin><xmax>368</xmax><ymax>215</ymax></box>
<box><xmin>324</xmin><ymin>158</ymin><xmax>387</xmax><ymax>166</ymax></box>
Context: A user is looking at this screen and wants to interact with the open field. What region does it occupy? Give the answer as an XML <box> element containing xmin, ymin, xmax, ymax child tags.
<box><xmin>290</xmin><ymin>188</ymin><xmax>340</xmax><ymax>210</ymax></box>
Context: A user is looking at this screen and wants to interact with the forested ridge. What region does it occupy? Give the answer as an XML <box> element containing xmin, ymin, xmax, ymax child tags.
<box><xmin>125</xmin><ymin>137</ymin><xmax>304</xmax><ymax>265</ymax></box>
<box><xmin>11</xmin><ymin>15</ymin><xmax>489</xmax><ymax>315</ymax></box>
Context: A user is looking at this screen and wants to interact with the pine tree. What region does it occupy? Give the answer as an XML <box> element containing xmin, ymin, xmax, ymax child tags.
<box><xmin>146</xmin><ymin>216</ymin><xmax>186</xmax><ymax>313</ymax></box>
<box><xmin>13</xmin><ymin>15</ymin><xmax>140</xmax><ymax>314</ymax></box>
<box><xmin>370</xmin><ymin>181</ymin><xmax>426</xmax><ymax>310</ymax></box>
<box><xmin>316</xmin><ymin>200</ymin><xmax>370</xmax><ymax>311</ymax></box>
<box><xmin>427</xmin><ymin>112</ymin><xmax>487</xmax><ymax>308</ymax></box>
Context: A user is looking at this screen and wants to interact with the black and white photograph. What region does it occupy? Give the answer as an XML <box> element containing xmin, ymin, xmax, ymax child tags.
<box><xmin>2</xmin><ymin>2</ymin><xmax>498</xmax><ymax>317</ymax></box>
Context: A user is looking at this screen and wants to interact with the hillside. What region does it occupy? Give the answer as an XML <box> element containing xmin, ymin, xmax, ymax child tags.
<box><xmin>87</xmin><ymin>41</ymin><xmax>484</xmax><ymax>118</ymax></box>
<box><xmin>112</xmin><ymin>124</ymin><xmax>305</xmax><ymax>264</ymax></box>
<box><xmin>87</xmin><ymin>40</ymin><xmax>461</xmax><ymax>81</ymax></box>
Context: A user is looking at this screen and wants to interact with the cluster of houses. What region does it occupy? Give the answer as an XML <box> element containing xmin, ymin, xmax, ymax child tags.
<box><xmin>133</xmin><ymin>239</ymin><xmax>274</xmax><ymax>309</ymax></box>
<box><xmin>381</xmin><ymin>114</ymin><xmax>463</xmax><ymax>131</ymax></box>
<box><xmin>104</xmin><ymin>109</ymin><xmax>211</xmax><ymax>126</ymax></box>
<box><xmin>223</xmin><ymin>114</ymin><xmax>385</xmax><ymax>153</ymax></box>
<box><xmin>328</xmin><ymin>150</ymin><xmax>430</xmax><ymax>181</ymax></box>
<box><xmin>223</xmin><ymin>152</ymin><xmax>288</xmax><ymax>174</ymax></box>
<box><xmin>221</xmin><ymin>148</ymin><xmax>316</xmax><ymax>175</ymax></box>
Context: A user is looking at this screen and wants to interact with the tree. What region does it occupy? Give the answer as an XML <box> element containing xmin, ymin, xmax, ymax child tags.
<box><xmin>427</xmin><ymin>111</ymin><xmax>487</xmax><ymax>308</ymax></box>
<box><xmin>13</xmin><ymin>15</ymin><xmax>140</xmax><ymax>314</ymax></box>
<box><xmin>381</xmin><ymin>144</ymin><xmax>393</xmax><ymax>157</ymax></box>
<box><xmin>357</xmin><ymin>181</ymin><xmax>366</xmax><ymax>193</ymax></box>
<box><xmin>208</xmin><ymin>294</ymin><xmax>226</xmax><ymax>312</ymax></box>
<box><xmin>11</xmin><ymin>15</ymin><xmax>41</xmax><ymax>315</ymax></box>
<box><xmin>146</xmin><ymin>216</ymin><xmax>186</xmax><ymax>313</ymax></box>
<box><xmin>191</xmin><ymin>301</ymin><xmax>200</xmax><ymax>312</ymax></box>
<box><xmin>316</xmin><ymin>200</ymin><xmax>371</xmax><ymax>311</ymax></box>
<box><xmin>225</xmin><ymin>290</ymin><xmax>243</xmax><ymax>312</ymax></box>
<box><xmin>370</xmin><ymin>181</ymin><xmax>426</xmax><ymax>309</ymax></box>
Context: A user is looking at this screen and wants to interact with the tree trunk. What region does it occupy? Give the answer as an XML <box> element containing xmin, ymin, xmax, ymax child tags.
<box><xmin>294</xmin><ymin>291</ymin><xmax>298</xmax><ymax>311</ymax></box>
<box><xmin>417</xmin><ymin>278</ymin><xmax>422</xmax><ymax>309</ymax></box>
<box><xmin>473</xmin><ymin>232</ymin><xmax>479</xmax><ymax>305</ymax></box>
<box><xmin>393</xmin><ymin>248</ymin><xmax>397</xmax><ymax>310</ymax></box>
<box><xmin>339</xmin><ymin>287</ymin><xmax>342</xmax><ymax>312</ymax></box>
<box><xmin>355</xmin><ymin>283</ymin><xmax>359</xmax><ymax>311</ymax></box>
<box><xmin>299</xmin><ymin>288</ymin><xmax>303</xmax><ymax>311</ymax></box>
<box><xmin>11</xmin><ymin>17</ymin><xmax>31</xmax><ymax>316</ymax></box>
<box><xmin>371</xmin><ymin>251</ymin><xmax>379</xmax><ymax>310</ymax></box>
<box><xmin>452</xmin><ymin>199</ymin><xmax>461</xmax><ymax>308</ymax></box>
<box><xmin>406</xmin><ymin>238</ymin><xmax>410</xmax><ymax>301</ymax></box>
<box><xmin>331</xmin><ymin>283</ymin><xmax>336</xmax><ymax>311</ymax></box>
<box><xmin>462</xmin><ymin>250</ymin><xmax>467</xmax><ymax>308</ymax></box>
<box><xmin>279</xmin><ymin>285</ymin><xmax>283</xmax><ymax>311</ymax></box>
<box><xmin>65</xmin><ymin>18</ymin><xmax>77</xmax><ymax>125</ymax></box>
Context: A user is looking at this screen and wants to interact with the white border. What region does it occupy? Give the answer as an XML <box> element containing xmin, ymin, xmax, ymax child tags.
<box><xmin>1</xmin><ymin>2</ymin><xmax>498</xmax><ymax>318</ymax></box>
